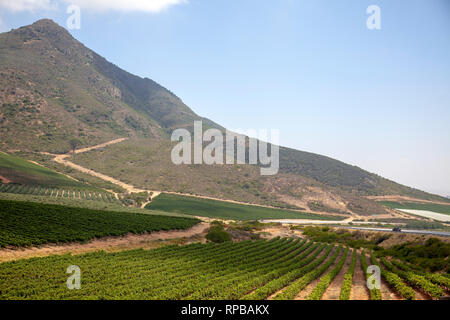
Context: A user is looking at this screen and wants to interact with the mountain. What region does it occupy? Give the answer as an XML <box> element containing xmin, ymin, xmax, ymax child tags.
<box><xmin>0</xmin><ymin>19</ymin><xmax>448</xmax><ymax>216</ymax></box>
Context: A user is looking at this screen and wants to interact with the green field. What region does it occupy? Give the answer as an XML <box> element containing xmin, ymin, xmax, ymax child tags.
<box><xmin>0</xmin><ymin>192</ymin><xmax>192</xmax><ymax>218</ymax></box>
<box><xmin>0</xmin><ymin>238</ymin><xmax>331</xmax><ymax>299</ymax></box>
<box><xmin>379</xmin><ymin>201</ymin><xmax>450</xmax><ymax>216</ymax></box>
<box><xmin>1</xmin><ymin>237</ymin><xmax>446</xmax><ymax>300</ymax></box>
<box><xmin>0</xmin><ymin>200</ymin><xmax>200</xmax><ymax>247</ymax></box>
<box><xmin>0</xmin><ymin>152</ymin><xmax>88</xmax><ymax>188</ymax></box>
<box><xmin>146</xmin><ymin>193</ymin><xmax>345</xmax><ymax>221</ymax></box>
<box><xmin>0</xmin><ymin>183</ymin><xmax>119</xmax><ymax>203</ymax></box>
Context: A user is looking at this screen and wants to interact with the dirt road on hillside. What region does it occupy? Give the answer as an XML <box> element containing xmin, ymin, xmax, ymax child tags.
<box><xmin>54</xmin><ymin>155</ymin><xmax>146</xmax><ymax>193</ymax></box>
<box><xmin>72</xmin><ymin>138</ymin><xmax>129</xmax><ymax>154</ymax></box>
<box><xmin>44</xmin><ymin>138</ymin><xmax>352</xmax><ymax>220</ymax></box>
<box><xmin>366</xmin><ymin>195</ymin><xmax>450</xmax><ymax>206</ymax></box>
<box><xmin>44</xmin><ymin>137</ymin><xmax>154</xmax><ymax>194</ymax></box>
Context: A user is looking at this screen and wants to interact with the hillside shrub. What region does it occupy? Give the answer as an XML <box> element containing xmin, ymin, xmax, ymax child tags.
<box><xmin>206</xmin><ymin>223</ymin><xmax>231</xmax><ymax>243</ymax></box>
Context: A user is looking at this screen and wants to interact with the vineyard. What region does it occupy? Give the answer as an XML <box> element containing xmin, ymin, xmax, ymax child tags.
<box><xmin>0</xmin><ymin>152</ymin><xmax>87</xmax><ymax>188</ymax></box>
<box><xmin>147</xmin><ymin>193</ymin><xmax>345</xmax><ymax>221</ymax></box>
<box><xmin>0</xmin><ymin>237</ymin><xmax>448</xmax><ymax>300</ymax></box>
<box><xmin>379</xmin><ymin>201</ymin><xmax>450</xmax><ymax>215</ymax></box>
<box><xmin>0</xmin><ymin>200</ymin><xmax>200</xmax><ymax>247</ymax></box>
<box><xmin>0</xmin><ymin>183</ymin><xmax>119</xmax><ymax>204</ymax></box>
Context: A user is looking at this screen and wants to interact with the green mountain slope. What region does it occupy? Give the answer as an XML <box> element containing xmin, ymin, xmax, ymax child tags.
<box><xmin>0</xmin><ymin>19</ymin><xmax>447</xmax><ymax>215</ymax></box>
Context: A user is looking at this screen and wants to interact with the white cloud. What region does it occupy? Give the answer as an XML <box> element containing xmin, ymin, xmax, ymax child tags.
<box><xmin>66</xmin><ymin>0</ymin><xmax>186</xmax><ymax>13</ymax></box>
<box><xmin>0</xmin><ymin>0</ymin><xmax>186</xmax><ymax>13</ymax></box>
<box><xmin>0</xmin><ymin>0</ymin><xmax>54</xmax><ymax>12</ymax></box>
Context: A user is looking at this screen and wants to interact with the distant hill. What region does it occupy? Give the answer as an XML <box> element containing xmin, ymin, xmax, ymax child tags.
<box><xmin>0</xmin><ymin>19</ymin><xmax>447</xmax><ymax>216</ymax></box>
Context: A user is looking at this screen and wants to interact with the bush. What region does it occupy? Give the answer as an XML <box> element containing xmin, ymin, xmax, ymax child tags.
<box><xmin>206</xmin><ymin>228</ymin><xmax>231</xmax><ymax>243</ymax></box>
<box><xmin>384</xmin><ymin>238</ymin><xmax>450</xmax><ymax>272</ymax></box>
<box><xmin>404</xmin><ymin>220</ymin><xmax>447</xmax><ymax>230</ymax></box>
<box><xmin>206</xmin><ymin>223</ymin><xmax>231</xmax><ymax>243</ymax></box>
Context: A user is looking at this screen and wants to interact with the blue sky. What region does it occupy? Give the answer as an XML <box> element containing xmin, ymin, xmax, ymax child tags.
<box><xmin>1</xmin><ymin>0</ymin><xmax>449</xmax><ymax>196</ymax></box>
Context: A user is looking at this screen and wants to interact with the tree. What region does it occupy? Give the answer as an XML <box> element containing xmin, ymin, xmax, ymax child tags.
<box><xmin>69</xmin><ymin>138</ymin><xmax>81</xmax><ymax>154</ymax></box>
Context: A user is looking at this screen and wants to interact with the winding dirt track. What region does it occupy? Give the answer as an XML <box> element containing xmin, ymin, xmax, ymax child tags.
<box><xmin>47</xmin><ymin>138</ymin><xmax>346</xmax><ymax>219</ymax></box>
<box><xmin>49</xmin><ymin>138</ymin><xmax>150</xmax><ymax>194</ymax></box>
<box><xmin>72</xmin><ymin>138</ymin><xmax>129</xmax><ymax>154</ymax></box>
<box><xmin>0</xmin><ymin>222</ymin><xmax>209</xmax><ymax>263</ymax></box>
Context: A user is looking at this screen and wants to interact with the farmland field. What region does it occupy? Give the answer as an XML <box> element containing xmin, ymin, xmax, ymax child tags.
<box><xmin>379</xmin><ymin>201</ymin><xmax>450</xmax><ymax>215</ymax></box>
<box><xmin>0</xmin><ymin>183</ymin><xmax>119</xmax><ymax>203</ymax></box>
<box><xmin>0</xmin><ymin>152</ymin><xmax>88</xmax><ymax>188</ymax></box>
<box><xmin>0</xmin><ymin>192</ymin><xmax>192</xmax><ymax>218</ymax></box>
<box><xmin>395</xmin><ymin>209</ymin><xmax>450</xmax><ymax>223</ymax></box>
<box><xmin>0</xmin><ymin>200</ymin><xmax>200</xmax><ymax>247</ymax></box>
<box><xmin>146</xmin><ymin>193</ymin><xmax>345</xmax><ymax>221</ymax></box>
<box><xmin>0</xmin><ymin>237</ymin><xmax>448</xmax><ymax>300</ymax></box>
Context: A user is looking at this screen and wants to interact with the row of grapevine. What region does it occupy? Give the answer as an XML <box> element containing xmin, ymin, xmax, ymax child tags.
<box><xmin>308</xmin><ymin>247</ymin><xmax>350</xmax><ymax>300</ymax></box>
<box><xmin>378</xmin><ymin>256</ymin><xmax>444</xmax><ymax>299</ymax></box>
<box><xmin>272</xmin><ymin>246</ymin><xmax>343</xmax><ymax>300</ymax></box>
<box><xmin>143</xmin><ymin>238</ymin><xmax>297</xmax><ymax>299</ymax></box>
<box><xmin>339</xmin><ymin>250</ymin><xmax>357</xmax><ymax>300</ymax></box>
<box><xmin>113</xmin><ymin>238</ymin><xmax>301</xmax><ymax>300</ymax></box>
<box><xmin>240</xmin><ymin>242</ymin><xmax>326</xmax><ymax>300</ymax></box>
<box><xmin>360</xmin><ymin>250</ymin><xmax>382</xmax><ymax>300</ymax></box>
<box><xmin>153</xmin><ymin>238</ymin><xmax>304</xmax><ymax>300</ymax></box>
<box><xmin>187</xmin><ymin>240</ymin><xmax>317</xmax><ymax>300</ymax></box>
<box><xmin>370</xmin><ymin>252</ymin><xmax>415</xmax><ymax>300</ymax></box>
<box><xmin>389</xmin><ymin>259</ymin><xmax>450</xmax><ymax>291</ymax></box>
<box><xmin>0</xmin><ymin>183</ymin><xmax>118</xmax><ymax>203</ymax></box>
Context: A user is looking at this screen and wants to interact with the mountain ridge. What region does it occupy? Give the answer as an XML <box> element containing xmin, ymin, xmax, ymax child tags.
<box><xmin>0</xmin><ymin>19</ymin><xmax>448</xmax><ymax>215</ymax></box>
